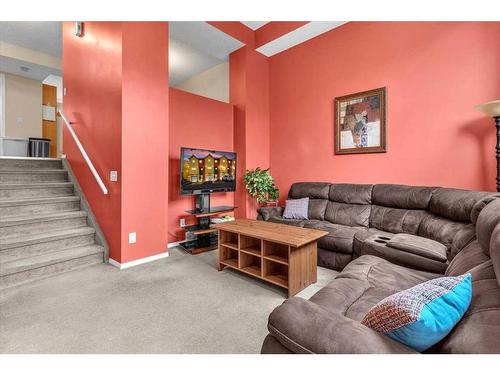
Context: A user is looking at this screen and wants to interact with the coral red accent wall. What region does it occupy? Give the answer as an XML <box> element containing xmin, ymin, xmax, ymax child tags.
<box><xmin>121</xmin><ymin>22</ymin><xmax>169</xmax><ymax>263</ymax></box>
<box><xmin>229</xmin><ymin>47</ymin><xmax>270</xmax><ymax>218</ymax></box>
<box><xmin>255</xmin><ymin>22</ymin><xmax>309</xmax><ymax>48</ymax></box>
<box><xmin>207</xmin><ymin>21</ymin><xmax>255</xmax><ymax>46</ymax></box>
<box><xmin>269</xmin><ymin>22</ymin><xmax>500</xmax><ymax>200</ymax></box>
<box><xmin>168</xmin><ymin>88</ymin><xmax>234</xmax><ymax>242</ymax></box>
<box><xmin>62</xmin><ymin>22</ymin><xmax>123</xmax><ymax>261</ymax></box>
<box><xmin>63</xmin><ymin>22</ymin><xmax>169</xmax><ymax>263</ymax></box>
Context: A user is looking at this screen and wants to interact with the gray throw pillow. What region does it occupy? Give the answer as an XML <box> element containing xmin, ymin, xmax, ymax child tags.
<box><xmin>283</xmin><ymin>197</ymin><xmax>309</xmax><ymax>220</ymax></box>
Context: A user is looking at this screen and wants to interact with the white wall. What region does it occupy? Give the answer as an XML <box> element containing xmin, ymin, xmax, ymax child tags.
<box><xmin>0</xmin><ymin>73</ymin><xmax>4</xmax><ymax>136</ymax></box>
<box><xmin>3</xmin><ymin>72</ymin><xmax>42</xmax><ymax>139</ymax></box>
<box><xmin>175</xmin><ymin>62</ymin><xmax>229</xmax><ymax>103</ymax></box>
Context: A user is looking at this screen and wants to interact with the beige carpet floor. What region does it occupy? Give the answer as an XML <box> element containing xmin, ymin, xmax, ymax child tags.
<box><xmin>0</xmin><ymin>247</ymin><xmax>337</xmax><ymax>353</ymax></box>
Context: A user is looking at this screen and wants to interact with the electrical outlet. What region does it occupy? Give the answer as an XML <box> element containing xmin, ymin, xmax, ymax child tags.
<box><xmin>110</xmin><ymin>171</ymin><xmax>118</xmax><ymax>182</ymax></box>
<box><xmin>128</xmin><ymin>232</ymin><xmax>136</xmax><ymax>244</ymax></box>
<box><xmin>180</xmin><ymin>218</ymin><xmax>186</xmax><ymax>227</ymax></box>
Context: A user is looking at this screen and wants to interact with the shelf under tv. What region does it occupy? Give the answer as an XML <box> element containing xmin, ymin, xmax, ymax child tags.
<box><xmin>179</xmin><ymin>205</ymin><xmax>236</xmax><ymax>255</ymax></box>
<box><xmin>185</xmin><ymin>205</ymin><xmax>236</xmax><ymax>217</ymax></box>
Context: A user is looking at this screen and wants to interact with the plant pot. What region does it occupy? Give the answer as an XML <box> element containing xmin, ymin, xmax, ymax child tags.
<box><xmin>260</xmin><ymin>201</ymin><xmax>278</xmax><ymax>208</ymax></box>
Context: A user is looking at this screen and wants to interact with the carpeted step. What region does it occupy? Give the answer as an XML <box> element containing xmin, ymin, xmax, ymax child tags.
<box><xmin>0</xmin><ymin>245</ymin><xmax>104</xmax><ymax>289</ymax></box>
<box><xmin>0</xmin><ymin>226</ymin><xmax>96</xmax><ymax>262</ymax></box>
<box><xmin>0</xmin><ymin>169</ymin><xmax>68</xmax><ymax>183</ymax></box>
<box><xmin>0</xmin><ymin>196</ymin><xmax>80</xmax><ymax>217</ymax></box>
<box><xmin>0</xmin><ymin>158</ymin><xmax>105</xmax><ymax>289</ymax></box>
<box><xmin>0</xmin><ymin>210</ymin><xmax>88</xmax><ymax>237</ymax></box>
<box><xmin>0</xmin><ymin>157</ymin><xmax>63</xmax><ymax>170</ymax></box>
<box><xmin>0</xmin><ymin>182</ymin><xmax>74</xmax><ymax>199</ymax></box>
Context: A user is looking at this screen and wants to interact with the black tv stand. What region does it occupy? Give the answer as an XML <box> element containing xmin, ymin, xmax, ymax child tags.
<box><xmin>194</xmin><ymin>193</ymin><xmax>211</xmax><ymax>213</ymax></box>
<box><xmin>179</xmin><ymin>194</ymin><xmax>236</xmax><ymax>255</ymax></box>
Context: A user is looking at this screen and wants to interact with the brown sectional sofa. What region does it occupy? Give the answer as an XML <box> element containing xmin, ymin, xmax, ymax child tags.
<box><xmin>258</xmin><ymin>182</ymin><xmax>493</xmax><ymax>272</ymax></box>
<box><xmin>258</xmin><ymin>182</ymin><xmax>500</xmax><ymax>353</ymax></box>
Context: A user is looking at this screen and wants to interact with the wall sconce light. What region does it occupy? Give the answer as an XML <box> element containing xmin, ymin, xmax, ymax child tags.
<box><xmin>476</xmin><ymin>99</ymin><xmax>500</xmax><ymax>192</ymax></box>
<box><xmin>75</xmin><ymin>22</ymin><xmax>84</xmax><ymax>37</ymax></box>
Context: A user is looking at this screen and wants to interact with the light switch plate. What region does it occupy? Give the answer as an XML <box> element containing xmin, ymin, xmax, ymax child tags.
<box><xmin>180</xmin><ymin>218</ymin><xmax>186</xmax><ymax>227</ymax></box>
<box><xmin>110</xmin><ymin>171</ymin><xmax>118</xmax><ymax>182</ymax></box>
<box><xmin>128</xmin><ymin>232</ymin><xmax>136</xmax><ymax>244</ymax></box>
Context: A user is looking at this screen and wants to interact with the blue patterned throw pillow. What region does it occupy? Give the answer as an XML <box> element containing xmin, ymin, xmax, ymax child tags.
<box><xmin>282</xmin><ymin>197</ymin><xmax>309</xmax><ymax>220</ymax></box>
<box><xmin>361</xmin><ymin>274</ymin><xmax>472</xmax><ymax>352</ymax></box>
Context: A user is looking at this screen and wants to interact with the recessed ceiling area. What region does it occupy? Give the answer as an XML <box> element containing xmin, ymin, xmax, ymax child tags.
<box><xmin>0</xmin><ymin>21</ymin><xmax>62</xmax><ymax>82</ymax></box>
<box><xmin>241</xmin><ymin>21</ymin><xmax>270</xmax><ymax>30</ymax></box>
<box><xmin>168</xmin><ymin>22</ymin><xmax>243</xmax><ymax>87</ymax></box>
<box><xmin>169</xmin><ymin>38</ymin><xmax>224</xmax><ymax>86</ymax></box>
<box><xmin>256</xmin><ymin>21</ymin><xmax>347</xmax><ymax>57</ymax></box>
<box><xmin>0</xmin><ymin>21</ymin><xmax>62</xmax><ymax>58</ymax></box>
<box><xmin>0</xmin><ymin>55</ymin><xmax>61</xmax><ymax>81</ymax></box>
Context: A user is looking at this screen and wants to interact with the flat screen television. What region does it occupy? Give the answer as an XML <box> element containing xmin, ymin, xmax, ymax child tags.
<box><xmin>180</xmin><ymin>147</ymin><xmax>237</xmax><ymax>195</ymax></box>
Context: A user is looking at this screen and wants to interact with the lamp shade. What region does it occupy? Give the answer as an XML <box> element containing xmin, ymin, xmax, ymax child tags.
<box><xmin>476</xmin><ymin>99</ymin><xmax>500</xmax><ymax>117</ymax></box>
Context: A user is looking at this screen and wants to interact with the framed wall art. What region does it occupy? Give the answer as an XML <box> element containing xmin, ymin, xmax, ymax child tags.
<box><xmin>334</xmin><ymin>87</ymin><xmax>387</xmax><ymax>154</ymax></box>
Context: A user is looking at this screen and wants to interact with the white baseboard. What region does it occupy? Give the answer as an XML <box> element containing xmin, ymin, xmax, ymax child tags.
<box><xmin>109</xmin><ymin>251</ymin><xmax>169</xmax><ymax>270</ymax></box>
<box><xmin>168</xmin><ymin>240</ymin><xmax>186</xmax><ymax>248</ymax></box>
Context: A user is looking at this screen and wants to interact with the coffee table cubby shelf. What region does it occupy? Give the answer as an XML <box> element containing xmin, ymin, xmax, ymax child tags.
<box><xmin>215</xmin><ymin>220</ymin><xmax>327</xmax><ymax>297</ymax></box>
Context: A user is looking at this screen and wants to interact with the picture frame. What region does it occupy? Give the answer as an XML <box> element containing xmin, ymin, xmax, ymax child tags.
<box><xmin>334</xmin><ymin>87</ymin><xmax>387</xmax><ymax>154</ymax></box>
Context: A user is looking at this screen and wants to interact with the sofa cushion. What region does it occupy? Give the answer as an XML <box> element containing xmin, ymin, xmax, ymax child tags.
<box><xmin>446</xmin><ymin>241</ymin><xmax>490</xmax><ymax>277</ymax></box>
<box><xmin>288</xmin><ymin>182</ymin><xmax>330</xmax><ymax>199</ymax></box>
<box><xmin>268</xmin><ymin>217</ymin><xmax>307</xmax><ymax>227</ymax></box>
<box><xmin>329</xmin><ymin>183</ymin><xmax>373</xmax><ymax>204</ymax></box>
<box><xmin>387</xmin><ymin>233</ymin><xmax>447</xmax><ymax>262</ymax></box>
<box><xmin>266</xmin><ymin>296</ymin><xmax>416</xmax><ymax>354</ymax></box>
<box><xmin>324</xmin><ymin>201</ymin><xmax>371</xmax><ymax>227</ymax></box>
<box><xmin>257</xmin><ymin>206</ymin><xmax>284</xmax><ymax>221</ymax></box>
<box><xmin>283</xmin><ymin>197</ymin><xmax>309</xmax><ymax>220</ymax></box>
<box><xmin>372</xmin><ymin>184</ymin><xmax>436</xmax><ymax>209</ymax></box>
<box><xmin>308</xmin><ymin>199</ymin><xmax>328</xmax><ymax>220</ymax></box>
<box><xmin>433</xmin><ymin>261</ymin><xmax>500</xmax><ymax>353</ymax></box>
<box><xmin>360</xmin><ymin>234</ymin><xmax>448</xmax><ymax>274</ymax></box>
<box><xmin>303</xmin><ymin>222</ymin><xmax>358</xmax><ymax>255</ymax></box>
<box><xmin>317</xmin><ymin>248</ymin><xmax>352</xmax><ymax>270</ymax></box>
<box><xmin>470</xmin><ymin>195</ymin><xmax>500</xmax><ymax>224</ymax></box>
<box><xmin>309</xmin><ymin>255</ymin><xmax>438</xmax><ymax>320</ymax></box>
<box><xmin>476</xmin><ymin>198</ymin><xmax>500</xmax><ymax>257</ymax></box>
<box><xmin>361</xmin><ymin>274</ymin><xmax>472</xmax><ymax>352</ymax></box>
<box><xmin>450</xmin><ymin>224</ymin><xmax>476</xmax><ymax>259</ymax></box>
<box><xmin>475</xmin><ymin>198</ymin><xmax>500</xmax><ymax>285</ymax></box>
<box><xmin>370</xmin><ymin>205</ymin><xmax>427</xmax><ymax>235</ymax></box>
<box><xmin>429</xmin><ymin>188</ymin><xmax>492</xmax><ymax>223</ymax></box>
<box><xmin>418</xmin><ymin>213</ymin><xmax>471</xmax><ymax>257</ymax></box>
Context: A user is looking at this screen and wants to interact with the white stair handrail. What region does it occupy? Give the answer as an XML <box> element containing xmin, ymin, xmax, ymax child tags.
<box><xmin>58</xmin><ymin>111</ymin><xmax>108</xmax><ymax>195</ymax></box>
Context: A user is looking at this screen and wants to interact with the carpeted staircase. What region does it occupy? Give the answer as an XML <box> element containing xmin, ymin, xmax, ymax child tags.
<box><xmin>0</xmin><ymin>157</ymin><xmax>105</xmax><ymax>289</ymax></box>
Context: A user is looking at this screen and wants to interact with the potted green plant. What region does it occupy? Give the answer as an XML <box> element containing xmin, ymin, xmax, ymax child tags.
<box><xmin>244</xmin><ymin>167</ymin><xmax>280</xmax><ymax>206</ymax></box>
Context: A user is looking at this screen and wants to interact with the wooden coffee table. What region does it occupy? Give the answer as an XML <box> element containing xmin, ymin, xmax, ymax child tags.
<box><xmin>212</xmin><ymin>219</ymin><xmax>328</xmax><ymax>297</ymax></box>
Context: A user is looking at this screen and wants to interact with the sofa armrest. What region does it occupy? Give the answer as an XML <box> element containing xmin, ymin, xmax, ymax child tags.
<box><xmin>257</xmin><ymin>206</ymin><xmax>284</xmax><ymax>221</ymax></box>
<box><xmin>267</xmin><ymin>297</ymin><xmax>417</xmax><ymax>354</ymax></box>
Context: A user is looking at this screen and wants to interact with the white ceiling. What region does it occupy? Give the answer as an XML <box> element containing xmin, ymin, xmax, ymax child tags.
<box><xmin>0</xmin><ymin>55</ymin><xmax>61</xmax><ymax>81</ymax></box>
<box><xmin>256</xmin><ymin>21</ymin><xmax>347</xmax><ymax>57</ymax></box>
<box><xmin>0</xmin><ymin>21</ymin><xmax>62</xmax><ymax>58</ymax></box>
<box><xmin>169</xmin><ymin>22</ymin><xmax>243</xmax><ymax>86</ymax></box>
<box><xmin>241</xmin><ymin>21</ymin><xmax>270</xmax><ymax>30</ymax></box>
<box><xmin>169</xmin><ymin>39</ymin><xmax>224</xmax><ymax>86</ymax></box>
<box><xmin>0</xmin><ymin>21</ymin><xmax>62</xmax><ymax>83</ymax></box>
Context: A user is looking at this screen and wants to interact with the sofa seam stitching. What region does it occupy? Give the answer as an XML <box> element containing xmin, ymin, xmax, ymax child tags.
<box><xmin>342</xmin><ymin>264</ymin><xmax>375</xmax><ymax>315</ymax></box>
<box><xmin>268</xmin><ymin>324</ymin><xmax>314</xmax><ymax>354</ymax></box>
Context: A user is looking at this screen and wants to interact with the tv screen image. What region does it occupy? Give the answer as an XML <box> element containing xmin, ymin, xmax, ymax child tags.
<box><xmin>180</xmin><ymin>147</ymin><xmax>237</xmax><ymax>194</ymax></box>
